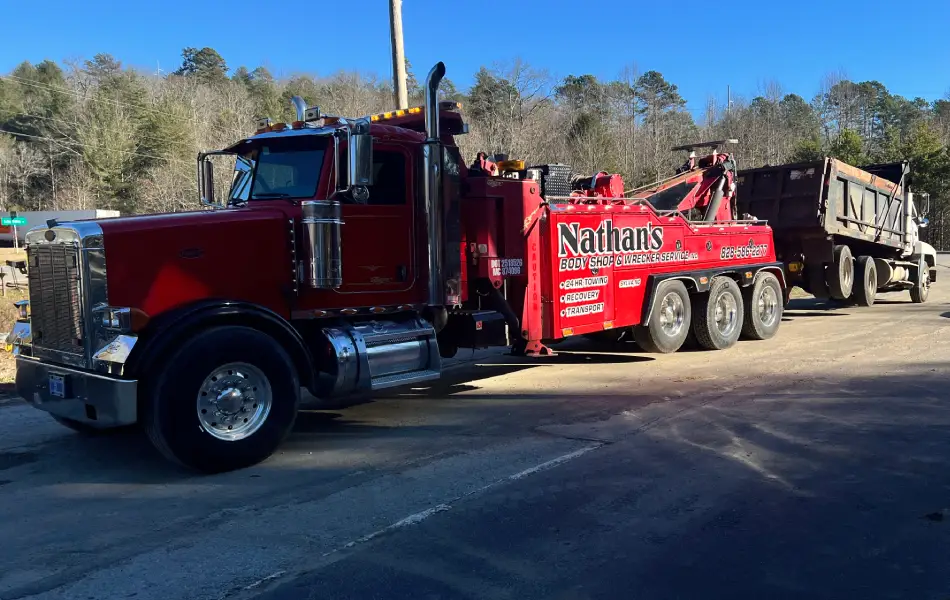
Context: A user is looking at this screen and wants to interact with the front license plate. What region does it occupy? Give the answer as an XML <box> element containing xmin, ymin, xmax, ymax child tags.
<box><xmin>49</xmin><ymin>374</ymin><xmax>65</xmax><ymax>398</ymax></box>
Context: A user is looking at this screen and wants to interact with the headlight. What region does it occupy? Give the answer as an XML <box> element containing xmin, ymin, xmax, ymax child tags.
<box><xmin>95</xmin><ymin>307</ymin><xmax>149</xmax><ymax>332</ymax></box>
<box><xmin>97</xmin><ymin>307</ymin><xmax>131</xmax><ymax>331</ymax></box>
<box><xmin>14</xmin><ymin>300</ymin><xmax>29</xmax><ymax>321</ymax></box>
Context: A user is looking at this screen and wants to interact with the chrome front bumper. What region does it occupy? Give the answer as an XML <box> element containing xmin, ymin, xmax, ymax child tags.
<box><xmin>15</xmin><ymin>357</ymin><xmax>138</xmax><ymax>428</ymax></box>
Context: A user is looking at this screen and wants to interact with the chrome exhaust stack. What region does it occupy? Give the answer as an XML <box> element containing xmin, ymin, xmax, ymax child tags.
<box><xmin>290</xmin><ymin>96</ymin><xmax>307</xmax><ymax>122</ymax></box>
<box><xmin>423</xmin><ymin>62</ymin><xmax>446</xmax><ymax>308</ymax></box>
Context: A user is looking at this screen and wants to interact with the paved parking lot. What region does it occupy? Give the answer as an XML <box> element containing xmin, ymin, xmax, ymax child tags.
<box><xmin>1</xmin><ymin>259</ymin><xmax>949</xmax><ymax>600</ymax></box>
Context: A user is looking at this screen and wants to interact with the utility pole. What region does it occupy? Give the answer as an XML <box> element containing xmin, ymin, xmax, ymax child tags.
<box><xmin>389</xmin><ymin>0</ymin><xmax>408</xmax><ymax>109</ymax></box>
<box><xmin>48</xmin><ymin>141</ymin><xmax>56</xmax><ymax>209</ymax></box>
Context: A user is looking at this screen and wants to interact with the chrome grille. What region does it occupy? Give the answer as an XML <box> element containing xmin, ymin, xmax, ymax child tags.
<box><xmin>29</xmin><ymin>244</ymin><xmax>85</xmax><ymax>356</ymax></box>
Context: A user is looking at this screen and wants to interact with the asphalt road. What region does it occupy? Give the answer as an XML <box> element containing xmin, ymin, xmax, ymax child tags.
<box><xmin>1</xmin><ymin>261</ymin><xmax>949</xmax><ymax>600</ymax></box>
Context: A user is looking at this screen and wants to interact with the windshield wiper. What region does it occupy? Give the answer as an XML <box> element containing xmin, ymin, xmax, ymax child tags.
<box><xmin>251</xmin><ymin>192</ymin><xmax>292</xmax><ymax>198</ymax></box>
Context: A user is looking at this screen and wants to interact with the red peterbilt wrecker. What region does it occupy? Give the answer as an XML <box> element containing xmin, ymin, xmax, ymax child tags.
<box><xmin>7</xmin><ymin>63</ymin><xmax>786</xmax><ymax>472</ymax></box>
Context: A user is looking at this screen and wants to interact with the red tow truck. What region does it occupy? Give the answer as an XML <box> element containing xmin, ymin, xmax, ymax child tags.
<box><xmin>7</xmin><ymin>63</ymin><xmax>786</xmax><ymax>472</ymax></box>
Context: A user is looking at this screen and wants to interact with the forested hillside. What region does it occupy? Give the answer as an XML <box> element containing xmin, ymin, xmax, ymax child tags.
<box><xmin>1</xmin><ymin>48</ymin><xmax>948</xmax><ymax>245</ymax></box>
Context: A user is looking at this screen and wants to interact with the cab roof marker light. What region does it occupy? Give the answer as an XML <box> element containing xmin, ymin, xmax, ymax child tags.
<box><xmin>304</xmin><ymin>107</ymin><xmax>322</xmax><ymax>122</ymax></box>
<box><xmin>369</xmin><ymin>101</ymin><xmax>459</xmax><ymax>123</ymax></box>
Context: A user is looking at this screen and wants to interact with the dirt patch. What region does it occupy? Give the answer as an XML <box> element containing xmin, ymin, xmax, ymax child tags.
<box><xmin>0</xmin><ymin>288</ymin><xmax>28</xmax><ymax>383</ymax></box>
<box><xmin>0</xmin><ymin>248</ymin><xmax>26</xmax><ymax>261</ymax></box>
<box><xmin>789</xmin><ymin>286</ymin><xmax>811</xmax><ymax>300</ymax></box>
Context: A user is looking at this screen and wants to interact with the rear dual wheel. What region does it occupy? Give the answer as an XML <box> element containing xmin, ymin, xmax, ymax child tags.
<box><xmin>828</xmin><ymin>245</ymin><xmax>854</xmax><ymax>300</ymax></box>
<box><xmin>633</xmin><ymin>280</ymin><xmax>691</xmax><ymax>353</ymax></box>
<box><xmin>637</xmin><ymin>274</ymin><xmax>784</xmax><ymax>353</ymax></box>
<box><xmin>741</xmin><ymin>272</ymin><xmax>783</xmax><ymax>340</ymax></box>
<box><xmin>693</xmin><ymin>276</ymin><xmax>744</xmax><ymax>350</ymax></box>
<box><xmin>806</xmin><ymin>245</ymin><xmax>855</xmax><ymax>301</ymax></box>
<box><xmin>853</xmin><ymin>256</ymin><xmax>877</xmax><ymax>307</ymax></box>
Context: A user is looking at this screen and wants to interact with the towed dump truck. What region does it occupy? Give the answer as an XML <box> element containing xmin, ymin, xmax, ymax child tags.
<box><xmin>736</xmin><ymin>158</ymin><xmax>935</xmax><ymax>305</ymax></box>
<box><xmin>6</xmin><ymin>62</ymin><xmax>787</xmax><ymax>473</ymax></box>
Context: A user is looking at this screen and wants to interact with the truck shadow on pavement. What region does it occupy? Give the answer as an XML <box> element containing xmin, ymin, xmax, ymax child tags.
<box><xmin>1</xmin><ymin>365</ymin><xmax>947</xmax><ymax>513</ymax></box>
<box><xmin>220</xmin><ymin>368</ymin><xmax>950</xmax><ymax>600</ymax></box>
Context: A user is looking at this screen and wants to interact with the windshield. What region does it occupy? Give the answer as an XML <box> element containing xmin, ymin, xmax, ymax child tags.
<box><xmin>229</xmin><ymin>137</ymin><xmax>327</xmax><ymax>203</ymax></box>
<box><xmin>647</xmin><ymin>181</ymin><xmax>694</xmax><ymax>211</ymax></box>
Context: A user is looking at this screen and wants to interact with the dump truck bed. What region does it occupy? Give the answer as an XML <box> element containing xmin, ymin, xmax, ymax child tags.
<box><xmin>736</xmin><ymin>158</ymin><xmax>908</xmax><ymax>257</ymax></box>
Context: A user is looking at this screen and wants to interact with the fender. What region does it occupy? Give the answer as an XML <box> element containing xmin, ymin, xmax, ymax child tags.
<box><xmin>124</xmin><ymin>300</ymin><xmax>315</xmax><ymax>392</ymax></box>
<box><xmin>641</xmin><ymin>261</ymin><xmax>785</xmax><ymax>324</ymax></box>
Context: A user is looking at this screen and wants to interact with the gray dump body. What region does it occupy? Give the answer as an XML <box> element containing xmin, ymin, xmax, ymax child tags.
<box><xmin>736</xmin><ymin>158</ymin><xmax>909</xmax><ymax>260</ymax></box>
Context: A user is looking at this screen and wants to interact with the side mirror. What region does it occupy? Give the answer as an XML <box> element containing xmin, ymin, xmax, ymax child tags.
<box><xmin>330</xmin><ymin>117</ymin><xmax>374</xmax><ymax>202</ymax></box>
<box><xmin>199</xmin><ymin>157</ymin><xmax>221</xmax><ymax>208</ymax></box>
<box><xmin>348</xmin><ymin>131</ymin><xmax>374</xmax><ymax>189</ymax></box>
<box><xmin>917</xmin><ymin>217</ymin><xmax>930</xmax><ymax>229</ymax></box>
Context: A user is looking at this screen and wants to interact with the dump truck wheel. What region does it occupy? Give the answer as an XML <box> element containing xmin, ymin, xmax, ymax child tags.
<box><xmin>693</xmin><ymin>276</ymin><xmax>744</xmax><ymax>350</ymax></box>
<box><xmin>143</xmin><ymin>325</ymin><xmax>300</xmax><ymax>473</ymax></box>
<box><xmin>741</xmin><ymin>272</ymin><xmax>783</xmax><ymax>341</ymax></box>
<box><xmin>910</xmin><ymin>257</ymin><xmax>931</xmax><ymax>304</ymax></box>
<box><xmin>828</xmin><ymin>245</ymin><xmax>854</xmax><ymax>300</ymax></box>
<box><xmin>853</xmin><ymin>256</ymin><xmax>877</xmax><ymax>307</ymax></box>
<box><xmin>633</xmin><ymin>280</ymin><xmax>691</xmax><ymax>353</ymax></box>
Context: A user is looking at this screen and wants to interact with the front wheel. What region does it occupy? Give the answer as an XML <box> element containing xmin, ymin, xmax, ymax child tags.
<box><xmin>910</xmin><ymin>257</ymin><xmax>932</xmax><ymax>304</ymax></box>
<box><xmin>142</xmin><ymin>326</ymin><xmax>300</xmax><ymax>473</ymax></box>
<box><xmin>741</xmin><ymin>272</ymin><xmax>783</xmax><ymax>341</ymax></box>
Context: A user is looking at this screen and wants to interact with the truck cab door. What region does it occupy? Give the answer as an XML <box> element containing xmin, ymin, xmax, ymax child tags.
<box><xmin>337</xmin><ymin>146</ymin><xmax>416</xmax><ymax>295</ymax></box>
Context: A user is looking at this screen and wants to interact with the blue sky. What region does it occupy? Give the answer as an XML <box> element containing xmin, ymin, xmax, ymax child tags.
<box><xmin>2</xmin><ymin>0</ymin><xmax>948</xmax><ymax>113</ymax></box>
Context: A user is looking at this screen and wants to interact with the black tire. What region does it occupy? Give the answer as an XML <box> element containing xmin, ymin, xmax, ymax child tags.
<box><xmin>828</xmin><ymin>245</ymin><xmax>854</xmax><ymax>300</ymax></box>
<box><xmin>806</xmin><ymin>264</ymin><xmax>830</xmax><ymax>299</ymax></box>
<box><xmin>853</xmin><ymin>256</ymin><xmax>877</xmax><ymax>307</ymax></box>
<box><xmin>633</xmin><ymin>280</ymin><xmax>691</xmax><ymax>354</ymax></box>
<box><xmin>142</xmin><ymin>325</ymin><xmax>300</xmax><ymax>473</ymax></box>
<box><xmin>910</xmin><ymin>257</ymin><xmax>931</xmax><ymax>304</ymax></box>
<box><xmin>693</xmin><ymin>276</ymin><xmax>744</xmax><ymax>350</ymax></box>
<box><xmin>741</xmin><ymin>272</ymin><xmax>783</xmax><ymax>341</ymax></box>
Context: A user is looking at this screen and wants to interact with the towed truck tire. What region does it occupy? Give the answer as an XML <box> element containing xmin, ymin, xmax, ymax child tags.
<box><xmin>634</xmin><ymin>280</ymin><xmax>691</xmax><ymax>353</ymax></box>
<box><xmin>828</xmin><ymin>244</ymin><xmax>854</xmax><ymax>300</ymax></box>
<box><xmin>143</xmin><ymin>325</ymin><xmax>300</xmax><ymax>473</ymax></box>
<box><xmin>741</xmin><ymin>272</ymin><xmax>783</xmax><ymax>341</ymax></box>
<box><xmin>693</xmin><ymin>276</ymin><xmax>744</xmax><ymax>350</ymax></box>
<box><xmin>853</xmin><ymin>256</ymin><xmax>877</xmax><ymax>307</ymax></box>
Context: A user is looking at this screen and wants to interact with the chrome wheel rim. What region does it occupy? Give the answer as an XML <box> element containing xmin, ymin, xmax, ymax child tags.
<box><xmin>658</xmin><ymin>292</ymin><xmax>686</xmax><ymax>338</ymax></box>
<box><xmin>714</xmin><ymin>290</ymin><xmax>739</xmax><ymax>337</ymax></box>
<box><xmin>196</xmin><ymin>362</ymin><xmax>272</xmax><ymax>442</ymax></box>
<box><xmin>842</xmin><ymin>259</ymin><xmax>853</xmax><ymax>291</ymax></box>
<box><xmin>757</xmin><ymin>285</ymin><xmax>778</xmax><ymax>327</ymax></box>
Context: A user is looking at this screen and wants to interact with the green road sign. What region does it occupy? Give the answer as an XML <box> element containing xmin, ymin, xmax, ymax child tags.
<box><xmin>1</xmin><ymin>217</ymin><xmax>27</xmax><ymax>226</ymax></box>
